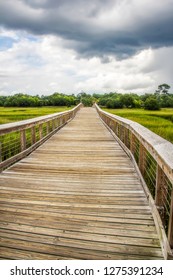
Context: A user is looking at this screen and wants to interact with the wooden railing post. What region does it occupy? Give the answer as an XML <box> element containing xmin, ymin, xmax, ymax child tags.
<box><xmin>139</xmin><ymin>144</ymin><xmax>145</xmax><ymax>175</ymax></box>
<box><xmin>155</xmin><ymin>165</ymin><xmax>164</xmax><ymax>206</ymax></box>
<box><xmin>59</xmin><ymin>117</ymin><xmax>63</xmax><ymax>127</ymax></box>
<box><xmin>155</xmin><ymin>165</ymin><xmax>168</xmax><ymax>224</ymax></box>
<box><xmin>124</xmin><ymin>128</ymin><xmax>129</xmax><ymax>148</ymax></box>
<box><xmin>130</xmin><ymin>132</ymin><xmax>135</xmax><ymax>155</ymax></box>
<box><xmin>55</xmin><ymin>117</ymin><xmax>58</xmax><ymax>128</ymax></box>
<box><xmin>114</xmin><ymin>122</ymin><xmax>118</xmax><ymax>136</ymax></box>
<box><xmin>168</xmin><ymin>189</ymin><xmax>173</xmax><ymax>248</ymax></box>
<box><xmin>119</xmin><ymin>124</ymin><xmax>123</xmax><ymax>142</ymax></box>
<box><xmin>39</xmin><ymin>124</ymin><xmax>43</xmax><ymax>139</ymax></box>
<box><xmin>52</xmin><ymin>119</ymin><xmax>55</xmax><ymax>131</ymax></box>
<box><xmin>121</xmin><ymin>126</ymin><xmax>125</xmax><ymax>143</ymax></box>
<box><xmin>31</xmin><ymin>127</ymin><xmax>36</xmax><ymax>145</ymax></box>
<box><xmin>20</xmin><ymin>130</ymin><xmax>26</xmax><ymax>151</ymax></box>
<box><xmin>48</xmin><ymin>121</ymin><xmax>51</xmax><ymax>133</ymax></box>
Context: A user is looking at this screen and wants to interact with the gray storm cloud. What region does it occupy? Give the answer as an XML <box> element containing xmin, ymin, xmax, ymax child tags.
<box><xmin>0</xmin><ymin>0</ymin><xmax>173</xmax><ymax>59</ymax></box>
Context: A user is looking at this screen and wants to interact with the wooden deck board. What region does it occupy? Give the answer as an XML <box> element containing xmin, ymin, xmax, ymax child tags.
<box><xmin>0</xmin><ymin>108</ymin><xmax>163</xmax><ymax>259</ymax></box>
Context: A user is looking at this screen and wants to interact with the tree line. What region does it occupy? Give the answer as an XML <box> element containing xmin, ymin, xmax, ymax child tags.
<box><xmin>81</xmin><ymin>84</ymin><xmax>173</xmax><ymax>110</ymax></box>
<box><xmin>0</xmin><ymin>84</ymin><xmax>173</xmax><ymax>110</ymax></box>
<box><xmin>0</xmin><ymin>93</ymin><xmax>79</xmax><ymax>107</ymax></box>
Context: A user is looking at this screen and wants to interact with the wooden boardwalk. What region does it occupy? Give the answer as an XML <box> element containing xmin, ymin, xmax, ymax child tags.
<box><xmin>0</xmin><ymin>108</ymin><xmax>163</xmax><ymax>259</ymax></box>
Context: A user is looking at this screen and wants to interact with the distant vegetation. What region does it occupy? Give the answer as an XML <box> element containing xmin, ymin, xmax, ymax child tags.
<box><xmin>0</xmin><ymin>93</ymin><xmax>79</xmax><ymax>107</ymax></box>
<box><xmin>96</xmin><ymin>84</ymin><xmax>173</xmax><ymax>110</ymax></box>
<box><xmin>0</xmin><ymin>84</ymin><xmax>173</xmax><ymax>110</ymax></box>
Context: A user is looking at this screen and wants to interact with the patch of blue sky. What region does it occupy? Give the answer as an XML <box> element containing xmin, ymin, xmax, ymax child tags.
<box><xmin>0</xmin><ymin>36</ymin><xmax>17</xmax><ymax>50</ymax></box>
<box><xmin>17</xmin><ymin>53</ymin><xmax>45</xmax><ymax>68</ymax></box>
<box><xmin>18</xmin><ymin>30</ymin><xmax>42</xmax><ymax>43</ymax></box>
<box><xmin>26</xmin><ymin>34</ymin><xmax>40</xmax><ymax>42</ymax></box>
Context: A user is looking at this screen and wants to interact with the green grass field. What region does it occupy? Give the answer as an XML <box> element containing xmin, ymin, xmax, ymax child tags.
<box><xmin>104</xmin><ymin>108</ymin><xmax>173</xmax><ymax>143</ymax></box>
<box><xmin>0</xmin><ymin>106</ymin><xmax>74</xmax><ymax>125</ymax></box>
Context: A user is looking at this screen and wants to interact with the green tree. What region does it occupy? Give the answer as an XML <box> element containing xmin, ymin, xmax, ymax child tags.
<box><xmin>156</xmin><ymin>84</ymin><xmax>170</xmax><ymax>95</ymax></box>
<box><xmin>81</xmin><ymin>96</ymin><xmax>93</xmax><ymax>107</ymax></box>
<box><xmin>106</xmin><ymin>98</ymin><xmax>123</xmax><ymax>109</ymax></box>
<box><xmin>0</xmin><ymin>96</ymin><xmax>7</xmax><ymax>106</ymax></box>
<box><xmin>120</xmin><ymin>94</ymin><xmax>135</xmax><ymax>108</ymax></box>
<box><xmin>144</xmin><ymin>97</ymin><xmax>160</xmax><ymax>110</ymax></box>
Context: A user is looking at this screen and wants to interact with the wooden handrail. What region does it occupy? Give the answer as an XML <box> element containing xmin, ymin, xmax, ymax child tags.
<box><xmin>0</xmin><ymin>103</ymin><xmax>82</xmax><ymax>170</ymax></box>
<box><xmin>95</xmin><ymin>103</ymin><xmax>173</xmax><ymax>258</ymax></box>
<box><xmin>0</xmin><ymin>103</ymin><xmax>82</xmax><ymax>135</ymax></box>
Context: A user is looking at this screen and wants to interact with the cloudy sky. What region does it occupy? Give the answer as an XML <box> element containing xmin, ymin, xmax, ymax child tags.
<box><xmin>0</xmin><ymin>0</ymin><xmax>173</xmax><ymax>95</ymax></box>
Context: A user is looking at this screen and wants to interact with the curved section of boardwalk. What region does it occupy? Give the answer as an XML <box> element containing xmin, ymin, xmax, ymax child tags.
<box><xmin>0</xmin><ymin>108</ymin><xmax>163</xmax><ymax>259</ymax></box>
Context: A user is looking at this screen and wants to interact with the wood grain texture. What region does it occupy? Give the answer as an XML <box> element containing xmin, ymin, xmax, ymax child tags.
<box><xmin>0</xmin><ymin>108</ymin><xmax>163</xmax><ymax>259</ymax></box>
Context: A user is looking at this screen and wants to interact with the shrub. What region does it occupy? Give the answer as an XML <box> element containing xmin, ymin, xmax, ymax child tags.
<box><xmin>106</xmin><ymin>98</ymin><xmax>123</xmax><ymax>109</ymax></box>
<box><xmin>81</xmin><ymin>97</ymin><xmax>93</xmax><ymax>107</ymax></box>
<box><xmin>144</xmin><ymin>97</ymin><xmax>160</xmax><ymax>110</ymax></box>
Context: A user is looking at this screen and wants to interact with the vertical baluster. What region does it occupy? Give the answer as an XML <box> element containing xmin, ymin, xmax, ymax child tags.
<box><xmin>59</xmin><ymin>116</ymin><xmax>62</xmax><ymax>127</ymax></box>
<box><xmin>31</xmin><ymin>126</ymin><xmax>36</xmax><ymax>145</ymax></box>
<box><xmin>130</xmin><ymin>132</ymin><xmax>136</xmax><ymax>155</ymax></box>
<box><xmin>139</xmin><ymin>144</ymin><xmax>145</xmax><ymax>175</ymax></box>
<box><xmin>155</xmin><ymin>165</ymin><xmax>165</xmax><ymax>206</ymax></box>
<box><xmin>109</xmin><ymin>119</ymin><xmax>112</xmax><ymax>129</ymax></box>
<box><xmin>46</xmin><ymin>121</ymin><xmax>49</xmax><ymax>135</ymax></box>
<box><xmin>117</xmin><ymin>123</ymin><xmax>119</xmax><ymax>137</ymax></box>
<box><xmin>124</xmin><ymin>128</ymin><xmax>129</xmax><ymax>148</ymax></box>
<box><xmin>112</xmin><ymin>120</ymin><xmax>115</xmax><ymax>133</ymax></box>
<box><xmin>68</xmin><ymin>112</ymin><xmax>71</xmax><ymax>121</ymax></box>
<box><xmin>155</xmin><ymin>165</ymin><xmax>167</xmax><ymax>225</ymax></box>
<box><xmin>55</xmin><ymin>118</ymin><xmax>57</xmax><ymax>128</ymax></box>
<box><xmin>52</xmin><ymin>119</ymin><xmax>56</xmax><ymax>131</ymax></box>
<box><xmin>121</xmin><ymin>125</ymin><xmax>125</xmax><ymax>142</ymax></box>
<box><xmin>39</xmin><ymin>124</ymin><xmax>43</xmax><ymax>139</ymax></box>
<box><xmin>20</xmin><ymin>130</ymin><xmax>26</xmax><ymax>151</ymax></box>
<box><xmin>48</xmin><ymin>121</ymin><xmax>51</xmax><ymax>132</ymax></box>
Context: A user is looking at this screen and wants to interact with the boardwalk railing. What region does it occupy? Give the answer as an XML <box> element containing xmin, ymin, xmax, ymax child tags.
<box><xmin>95</xmin><ymin>103</ymin><xmax>173</xmax><ymax>258</ymax></box>
<box><xmin>0</xmin><ymin>103</ymin><xmax>82</xmax><ymax>171</ymax></box>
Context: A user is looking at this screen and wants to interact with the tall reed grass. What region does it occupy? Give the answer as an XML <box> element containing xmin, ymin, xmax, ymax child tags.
<box><xmin>105</xmin><ymin>108</ymin><xmax>173</xmax><ymax>143</ymax></box>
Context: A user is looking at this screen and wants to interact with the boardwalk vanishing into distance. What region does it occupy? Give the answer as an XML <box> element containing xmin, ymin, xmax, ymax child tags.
<box><xmin>0</xmin><ymin>106</ymin><xmax>172</xmax><ymax>259</ymax></box>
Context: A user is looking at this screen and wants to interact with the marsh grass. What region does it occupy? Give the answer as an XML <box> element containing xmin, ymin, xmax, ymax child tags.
<box><xmin>105</xmin><ymin>108</ymin><xmax>173</xmax><ymax>143</ymax></box>
<box><xmin>0</xmin><ymin>106</ymin><xmax>74</xmax><ymax>124</ymax></box>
